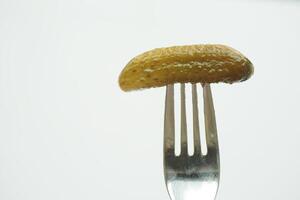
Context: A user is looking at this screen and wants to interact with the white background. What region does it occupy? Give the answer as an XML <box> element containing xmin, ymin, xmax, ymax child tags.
<box><xmin>1</xmin><ymin>0</ymin><xmax>300</xmax><ymax>199</ymax></box>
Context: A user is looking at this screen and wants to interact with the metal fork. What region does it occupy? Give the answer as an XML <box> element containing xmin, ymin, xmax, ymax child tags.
<box><xmin>163</xmin><ymin>83</ymin><xmax>220</xmax><ymax>200</ymax></box>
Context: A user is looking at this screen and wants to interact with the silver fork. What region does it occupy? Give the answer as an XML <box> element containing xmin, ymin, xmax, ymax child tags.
<box><xmin>163</xmin><ymin>83</ymin><xmax>220</xmax><ymax>200</ymax></box>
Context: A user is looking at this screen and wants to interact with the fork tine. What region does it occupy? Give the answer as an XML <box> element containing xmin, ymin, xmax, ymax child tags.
<box><xmin>192</xmin><ymin>84</ymin><xmax>201</xmax><ymax>156</ymax></box>
<box><xmin>164</xmin><ymin>84</ymin><xmax>175</xmax><ymax>155</ymax></box>
<box><xmin>203</xmin><ymin>84</ymin><xmax>219</xmax><ymax>152</ymax></box>
<box><xmin>180</xmin><ymin>83</ymin><xmax>188</xmax><ymax>156</ymax></box>
<box><xmin>164</xmin><ymin>83</ymin><xmax>220</xmax><ymax>200</ymax></box>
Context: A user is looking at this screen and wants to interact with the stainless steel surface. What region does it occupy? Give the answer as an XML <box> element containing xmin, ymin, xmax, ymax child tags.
<box><xmin>163</xmin><ymin>83</ymin><xmax>220</xmax><ymax>200</ymax></box>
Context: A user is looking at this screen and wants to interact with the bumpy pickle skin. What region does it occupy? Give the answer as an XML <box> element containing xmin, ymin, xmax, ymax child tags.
<box><xmin>119</xmin><ymin>44</ymin><xmax>254</xmax><ymax>91</ymax></box>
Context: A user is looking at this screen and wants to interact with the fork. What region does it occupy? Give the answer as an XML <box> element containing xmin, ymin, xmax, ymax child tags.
<box><xmin>163</xmin><ymin>83</ymin><xmax>220</xmax><ymax>200</ymax></box>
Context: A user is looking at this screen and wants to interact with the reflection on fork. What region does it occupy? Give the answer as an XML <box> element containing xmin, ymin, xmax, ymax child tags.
<box><xmin>163</xmin><ymin>83</ymin><xmax>220</xmax><ymax>200</ymax></box>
